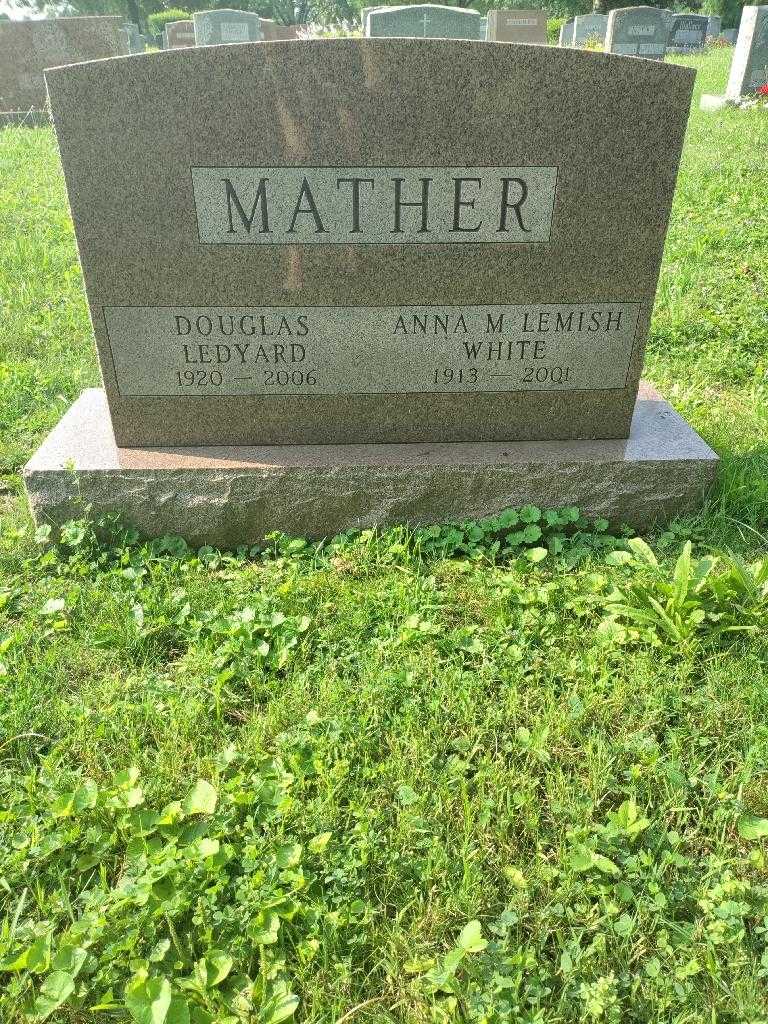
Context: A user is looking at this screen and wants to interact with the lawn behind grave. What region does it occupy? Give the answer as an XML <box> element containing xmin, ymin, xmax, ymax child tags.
<box><xmin>1</xmin><ymin>47</ymin><xmax>768</xmax><ymax>1023</ymax></box>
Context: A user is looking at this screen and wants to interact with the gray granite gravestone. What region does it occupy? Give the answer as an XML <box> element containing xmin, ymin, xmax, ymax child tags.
<box><xmin>702</xmin><ymin>5</ymin><xmax>768</xmax><ymax>106</ymax></box>
<box><xmin>667</xmin><ymin>13</ymin><xmax>708</xmax><ymax>51</ymax></box>
<box><xmin>479</xmin><ymin>16</ymin><xmax>488</xmax><ymax>39</ymax></box>
<box><xmin>366</xmin><ymin>4</ymin><xmax>481</xmax><ymax>39</ymax></box>
<box><xmin>723</xmin><ymin>27</ymin><xmax>738</xmax><ymax>42</ymax></box>
<box><xmin>559</xmin><ymin>18</ymin><xmax>575</xmax><ymax>45</ymax></box>
<box><xmin>707</xmin><ymin>14</ymin><xmax>722</xmax><ymax>37</ymax></box>
<box><xmin>166</xmin><ymin>20</ymin><xmax>196</xmax><ymax>48</ymax></box>
<box><xmin>726</xmin><ymin>5</ymin><xmax>768</xmax><ymax>95</ymax></box>
<box><xmin>0</xmin><ymin>16</ymin><xmax>125</xmax><ymax>114</ymax></box>
<box><xmin>572</xmin><ymin>13</ymin><xmax>608</xmax><ymax>46</ymax></box>
<box><xmin>193</xmin><ymin>9</ymin><xmax>263</xmax><ymax>45</ymax></box>
<box><xmin>120</xmin><ymin>22</ymin><xmax>145</xmax><ymax>53</ymax></box>
<box><xmin>487</xmin><ymin>9</ymin><xmax>548</xmax><ymax>44</ymax></box>
<box><xmin>605</xmin><ymin>6</ymin><xmax>668</xmax><ymax>59</ymax></box>
<box><xmin>27</xmin><ymin>39</ymin><xmax>717</xmax><ymax>543</ymax></box>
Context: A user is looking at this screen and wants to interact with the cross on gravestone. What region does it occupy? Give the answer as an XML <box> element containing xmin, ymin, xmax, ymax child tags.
<box><xmin>366</xmin><ymin>4</ymin><xmax>481</xmax><ymax>40</ymax></box>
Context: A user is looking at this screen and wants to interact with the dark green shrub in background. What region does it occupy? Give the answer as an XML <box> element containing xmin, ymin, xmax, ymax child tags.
<box><xmin>146</xmin><ymin>7</ymin><xmax>191</xmax><ymax>34</ymax></box>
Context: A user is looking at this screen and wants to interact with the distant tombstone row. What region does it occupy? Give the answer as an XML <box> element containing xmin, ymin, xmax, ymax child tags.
<box><xmin>365</xmin><ymin>4</ymin><xmax>482</xmax><ymax>39</ymax></box>
<box><xmin>0</xmin><ymin>15</ymin><xmax>126</xmax><ymax>114</ymax></box>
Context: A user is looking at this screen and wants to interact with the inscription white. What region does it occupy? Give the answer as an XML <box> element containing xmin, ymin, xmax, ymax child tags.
<box><xmin>104</xmin><ymin>303</ymin><xmax>640</xmax><ymax>398</ymax></box>
<box><xmin>191</xmin><ymin>166</ymin><xmax>558</xmax><ymax>245</ymax></box>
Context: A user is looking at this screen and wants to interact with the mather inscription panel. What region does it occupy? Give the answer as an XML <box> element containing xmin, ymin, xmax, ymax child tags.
<box><xmin>105</xmin><ymin>303</ymin><xmax>640</xmax><ymax>397</ymax></box>
<box><xmin>45</xmin><ymin>40</ymin><xmax>695</xmax><ymax>446</ymax></box>
<box><xmin>193</xmin><ymin>167</ymin><xmax>557</xmax><ymax>244</ymax></box>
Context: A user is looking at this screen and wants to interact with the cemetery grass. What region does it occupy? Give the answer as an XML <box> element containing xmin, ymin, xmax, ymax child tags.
<box><xmin>1</xmin><ymin>47</ymin><xmax>768</xmax><ymax>1024</ymax></box>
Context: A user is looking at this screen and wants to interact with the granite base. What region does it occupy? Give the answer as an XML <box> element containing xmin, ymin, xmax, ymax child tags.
<box><xmin>23</xmin><ymin>386</ymin><xmax>718</xmax><ymax>548</ymax></box>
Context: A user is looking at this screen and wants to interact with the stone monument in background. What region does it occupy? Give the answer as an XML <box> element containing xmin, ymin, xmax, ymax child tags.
<box><xmin>702</xmin><ymin>4</ymin><xmax>768</xmax><ymax>107</ymax></box>
<box><xmin>0</xmin><ymin>16</ymin><xmax>125</xmax><ymax>118</ymax></box>
<box><xmin>604</xmin><ymin>6</ymin><xmax>668</xmax><ymax>59</ymax></box>
<box><xmin>193</xmin><ymin>9</ymin><xmax>263</xmax><ymax>45</ymax></box>
<box><xmin>667</xmin><ymin>13</ymin><xmax>708</xmax><ymax>51</ymax></box>
<box><xmin>486</xmin><ymin>9</ymin><xmax>548</xmax><ymax>44</ymax></box>
<box><xmin>366</xmin><ymin>5</ymin><xmax>482</xmax><ymax>39</ymax></box>
<box><xmin>24</xmin><ymin>38</ymin><xmax>717</xmax><ymax>546</ymax></box>
<box><xmin>572</xmin><ymin>13</ymin><xmax>608</xmax><ymax>46</ymax></box>
<box><xmin>165</xmin><ymin>20</ymin><xmax>196</xmax><ymax>48</ymax></box>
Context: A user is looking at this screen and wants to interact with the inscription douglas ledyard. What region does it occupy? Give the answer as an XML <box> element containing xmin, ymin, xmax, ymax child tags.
<box><xmin>103</xmin><ymin>303</ymin><xmax>641</xmax><ymax>398</ymax></box>
<box><xmin>191</xmin><ymin>167</ymin><xmax>557</xmax><ymax>244</ymax></box>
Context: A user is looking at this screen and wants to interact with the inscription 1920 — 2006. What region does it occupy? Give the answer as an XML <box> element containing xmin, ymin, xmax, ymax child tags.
<box><xmin>191</xmin><ymin>166</ymin><xmax>558</xmax><ymax>244</ymax></box>
<box><xmin>103</xmin><ymin>302</ymin><xmax>641</xmax><ymax>398</ymax></box>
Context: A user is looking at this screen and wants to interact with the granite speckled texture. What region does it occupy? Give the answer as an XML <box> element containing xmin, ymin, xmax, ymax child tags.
<box><xmin>24</xmin><ymin>386</ymin><xmax>719</xmax><ymax>546</ymax></box>
<box><xmin>486</xmin><ymin>9</ymin><xmax>547</xmax><ymax>44</ymax></box>
<box><xmin>45</xmin><ymin>39</ymin><xmax>695</xmax><ymax>447</ymax></box>
<box><xmin>605</xmin><ymin>7</ymin><xmax>668</xmax><ymax>59</ymax></box>
<box><xmin>0</xmin><ymin>16</ymin><xmax>125</xmax><ymax>112</ymax></box>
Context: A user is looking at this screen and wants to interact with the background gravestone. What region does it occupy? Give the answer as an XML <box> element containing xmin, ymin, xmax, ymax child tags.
<box><xmin>120</xmin><ymin>22</ymin><xmax>145</xmax><ymax>53</ymax></box>
<box><xmin>726</xmin><ymin>5</ymin><xmax>768</xmax><ymax>97</ymax></box>
<box><xmin>478</xmin><ymin>16</ymin><xmax>488</xmax><ymax>39</ymax></box>
<box><xmin>605</xmin><ymin>6</ymin><xmax>668</xmax><ymax>59</ymax></box>
<box><xmin>259</xmin><ymin>19</ymin><xmax>300</xmax><ymax>40</ymax></box>
<box><xmin>486</xmin><ymin>9</ymin><xmax>548</xmax><ymax>44</ymax></box>
<box><xmin>667</xmin><ymin>13</ymin><xmax>708</xmax><ymax>51</ymax></box>
<box><xmin>707</xmin><ymin>14</ymin><xmax>722</xmax><ymax>36</ymax></box>
<box><xmin>572</xmin><ymin>13</ymin><xmax>608</xmax><ymax>46</ymax></box>
<box><xmin>559</xmin><ymin>18</ymin><xmax>575</xmax><ymax>45</ymax></box>
<box><xmin>723</xmin><ymin>27</ymin><xmax>738</xmax><ymax>42</ymax></box>
<box><xmin>367</xmin><ymin>5</ymin><xmax>481</xmax><ymax>38</ymax></box>
<box><xmin>193</xmin><ymin>9</ymin><xmax>263</xmax><ymax>44</ymax></box>
<box><xmin>166</xmin><ymin>20</ymin><xmax>196</xmax><ymax>48</ymax></box>
<box><xmin>0</xmin><ymin>16</ymin><xmax>125</xmax><ymax>113</ymax></box>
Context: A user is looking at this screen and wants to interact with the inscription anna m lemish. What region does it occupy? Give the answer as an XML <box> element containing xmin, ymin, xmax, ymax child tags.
<box><xmin>191</xmin><ymin>166</ymin><xmax>558</xmax><ymax>244</ymax></box>
<box><xmin>103</xmin><ymin>302</ymin><xmax>640</xmax><ymax>398</ymax></box>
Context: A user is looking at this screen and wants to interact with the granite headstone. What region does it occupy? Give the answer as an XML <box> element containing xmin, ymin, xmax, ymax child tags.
<box><xmin>605</xmin><ymin>6</ymin><xmax>668</xmax><ymax>59</ymax></box>
<box><xmin>45</xmin><ymin>38</ymin><xmax>694</xmax><ymax>448</ymax></box>
<box><xmin>707</xmin><ymin>14</ymin><xmax>722</xmax><ymax>36</ymax></box>
<box><xmin>572</xmin><ymin>13</ymin><xmax>608</xmax><ymax>46</ymax></box>
<box><xmin>726</xmin><ymin>5</ymin><xmax>768</xmax><ymax>97</ymax></box>
<box><xmin>559</xmin><ymin>18</ymin><xmax>575</xmax><ymax>45</ymax></box>
<box><xmin>193</xmin><ymin>9</ymin><xmax>263</xmax><ymax>44</ymax></box>
<box><xmin>667</xmin><ymin>13</ymin><xmax>708</xmax><ymax>51</ymax></box>
<box><xmin>366</xmin><ymin>4</ymin><xmax>481</xmax><ymax>39</ymax></box>
<box><xmin>0</xmin><ymin>16</ymin><xmax>125</xmax><ymax>113</ymax></box>
<box><xmin>165</xmin><ymin>20</ymin><xmax>196</xmax><ymax>48</ymax></box>
<box><xmin>486</xmin><ymin>9</ymin><xmax>548</xmax><ymax>44</ymax></box>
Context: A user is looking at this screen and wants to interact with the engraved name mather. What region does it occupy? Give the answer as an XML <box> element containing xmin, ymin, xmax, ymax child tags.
<box><xmin>191</xmin><ymin>166</ymin><xmax>558</xmax><ymax>244</ymax></box>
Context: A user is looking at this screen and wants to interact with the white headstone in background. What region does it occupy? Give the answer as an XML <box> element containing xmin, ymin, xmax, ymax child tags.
<box><xmin>726</xmin><ymin>4</ymin><xmax>768</xmax><ymax>98</ymax></box>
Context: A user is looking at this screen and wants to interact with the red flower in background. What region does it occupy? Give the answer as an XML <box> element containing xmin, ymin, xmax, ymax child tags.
<box><xmin>759</xmin><ymin>84</ymin><xmax>768</xmax><ymax>96</ymax></box>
